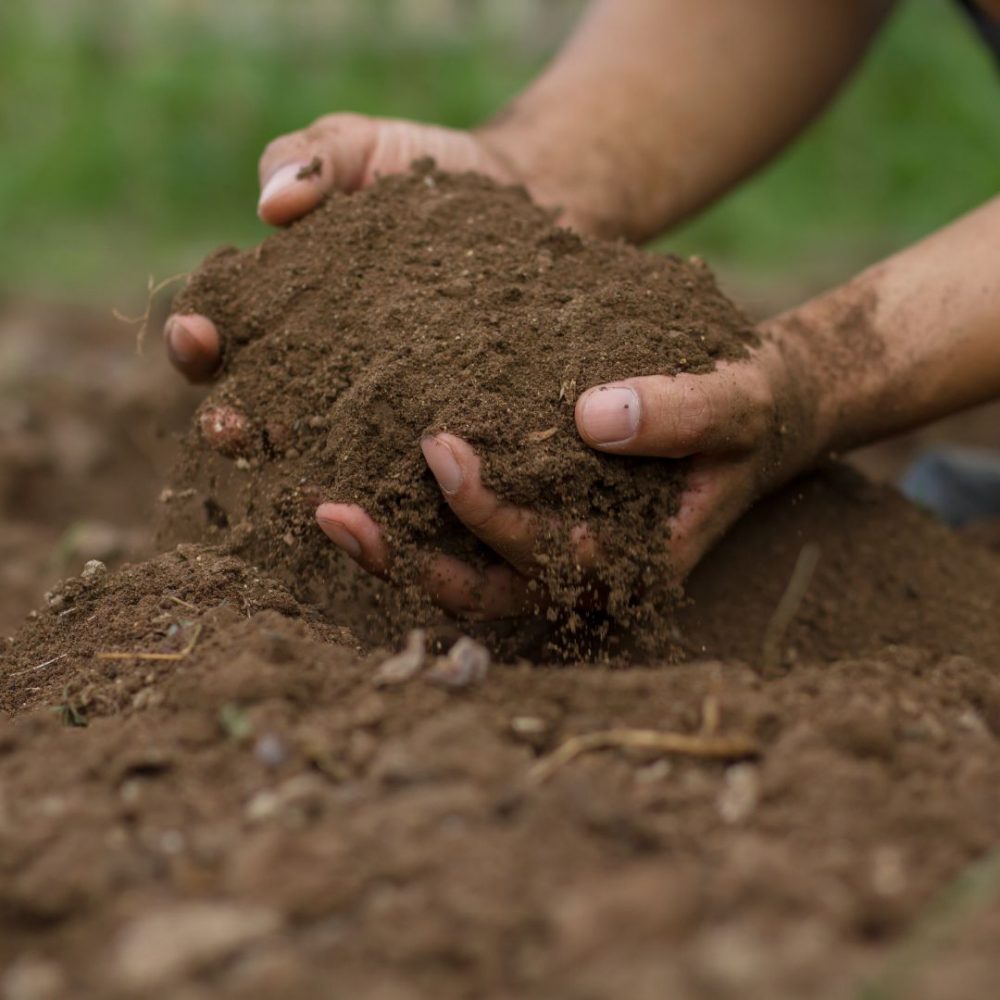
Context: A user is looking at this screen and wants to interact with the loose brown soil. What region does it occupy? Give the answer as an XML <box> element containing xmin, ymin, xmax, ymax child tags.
<box><xmin>166</xmin><ymin>163</ymin><xmax>756</xmax><ymax>647</ymax></box>
<box><xmin>2</xmin><ymin>170</ymin><xmax>1000</xmax><ymax>999</ymax></box>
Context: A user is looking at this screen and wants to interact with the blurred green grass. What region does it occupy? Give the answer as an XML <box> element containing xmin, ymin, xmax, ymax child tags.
<box><xmin>0</xmin><ymin>0</ymin><xmax>997</xmax><ymax>304</ymax></box>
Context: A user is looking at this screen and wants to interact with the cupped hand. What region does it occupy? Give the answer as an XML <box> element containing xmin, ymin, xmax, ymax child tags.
<box><xmin>314</xmin><ymin>337</ymin><xmax>818</xmax><ymax>617</ymax></box>
<box><xmin>165</xmin><ymin>112</ymin><xmax>524</xmax><ymax>383</ymax></box>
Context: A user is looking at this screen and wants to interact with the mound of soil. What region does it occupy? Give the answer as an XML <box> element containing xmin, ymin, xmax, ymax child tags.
<box><xmin>3</xmin><ymin>184</ymin><xmax>1000</xmax><ymax>1000</ymax></box>
<box><xmin>3</xmin><ymin>544</ymin><xmax>1000</xmax><ymax>999</ymax></box>
<box><xmin>167</xmin><ymin>162</ymin><xmax>755</xmax><ymax>642</ymax></box>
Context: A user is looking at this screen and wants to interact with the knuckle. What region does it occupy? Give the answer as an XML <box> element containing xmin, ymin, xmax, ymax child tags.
<box><xmin>669</xmin><ymin>381</ymin><xmax>715</xmax><ymax>448</ymax></box>
<box><xmin>736</xmin><ymin>368</ymin><xmax>776</xmax><ymax>444</ymax></box>
<box><xmin>459</xmin><ymin>495</ymin><xmax>502</xmax><ymax>532</ymax></box>
<box><xmin>259</xmin><ymin>134</ymin><xmax>302</xmax><ymax>173</ymax></box>
<box><xmin>308</xmin><ymin>111</ymin><xmax>366</xmax><ymax>140</ymax></box>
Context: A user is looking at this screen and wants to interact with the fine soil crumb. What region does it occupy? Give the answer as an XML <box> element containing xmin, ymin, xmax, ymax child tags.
<box><xmin>166</xmin><ymin>162</ymin><xmax>755</xmax><ymax>650</ymax></box>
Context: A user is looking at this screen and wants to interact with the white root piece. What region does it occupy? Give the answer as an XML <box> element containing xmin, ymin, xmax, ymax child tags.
<box><xmin>372</xmin><ymin>629</ymin><xmax>427</xmax><ymax>687</ymax></box>
<box><xmin>427</xmin><ymin>636</ymin><xmax>491</xmax><ymax>689</ymax></box>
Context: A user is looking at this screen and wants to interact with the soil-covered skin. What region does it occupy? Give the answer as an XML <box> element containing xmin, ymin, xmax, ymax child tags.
<box><xmin>166</xmin><ymin>162</ymin><xmax>756</xmax><ymax>644</ymax></box>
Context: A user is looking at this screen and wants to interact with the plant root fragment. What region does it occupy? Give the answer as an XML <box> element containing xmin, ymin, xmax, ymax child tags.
<box><xmin>112</xmin><ymin>272</ymin><xmax>187</xmax><ymax>355</ymax></box>
<box><xmin>96</xmin><ymin>623</ymin><xmax>203</xmax><ymax>662</ymax></box>
<box><xmin>526</xmin><ymin>727</ymin><xmax>760</xmax><ymax>786</ymax></box>
<box><xmin>761</xmin><ymin>541</ymin><xmax>821</xmax><ymax>673</ymax></box>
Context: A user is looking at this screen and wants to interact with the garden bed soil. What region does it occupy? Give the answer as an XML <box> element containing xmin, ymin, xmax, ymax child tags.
<box><xmin>2</xmin><ymin>168</ymin><xmax>999</xmax><ymax>997</ymax></box>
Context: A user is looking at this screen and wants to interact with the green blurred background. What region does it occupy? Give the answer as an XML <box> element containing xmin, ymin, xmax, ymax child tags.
<box><xmin>0</xmin><ymin>0</ymin><xmax>997</xmax><ymax>308</ymax></box>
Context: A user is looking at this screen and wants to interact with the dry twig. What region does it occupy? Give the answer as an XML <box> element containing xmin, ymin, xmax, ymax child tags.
<box><xmin>526</xmin><ymin>727</ymin><xmax>760</xmax><ymax>786</ymax></box>
<box><xmin>9</xmin><ymin>653</ymin><xmax>68</xmax><ymax>678</ymax></box>
<box><xmin>96</xmin><ymin>623</ymin><xmax>203</xmax><ymax>662</ymax></box>
<box><xmin>523</xmin><ymin>426</ymin><xmax>558</xmax><ymax>444</ymax></box>
<box><xmin>112</xmin><ymin>272</ymin><xmax>187</xmax><ymax>355</ymax></box>
<box><xmin>761</xmin><ymin>542</ymin><xmax>821</xmax><ymax>673</ymax></box>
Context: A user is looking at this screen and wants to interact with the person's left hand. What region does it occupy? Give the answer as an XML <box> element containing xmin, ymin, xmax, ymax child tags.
<box><xmin>313</xmin><ymin>336</ymin><xmax>818</xmax><ymax>618</ymax></box>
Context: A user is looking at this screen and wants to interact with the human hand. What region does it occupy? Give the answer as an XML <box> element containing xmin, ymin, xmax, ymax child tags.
<box><xmin>312</xmin><ymin>335</ymin><xmax>819</xmax><ymax>618</ymax></box>
<box><xmin>164</xmin><ymin>112</ymin><xmax>528</xmax><ymax>383</ymax></box>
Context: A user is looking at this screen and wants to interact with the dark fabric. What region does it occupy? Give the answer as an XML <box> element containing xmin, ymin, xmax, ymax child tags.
<box><xmin>956</xmin><ymin>0</ymin><xmax>1000</xmax><ymax>64</ymax></box>
<box><xmin>902</xmin><ymin>447</ymin><xmax>1000</xmax><ymax>526</ymax></box>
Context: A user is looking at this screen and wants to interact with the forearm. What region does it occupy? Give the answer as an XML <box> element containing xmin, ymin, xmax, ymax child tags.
<box><xmin>479</xmin><ymin>0</ymin><xmax>892</xmax><ymax>241</ymax></box>
<box><xmin>767</xmin><ymin>196</ymin><xmax>1000</xmax><ymax>460</ymax></box>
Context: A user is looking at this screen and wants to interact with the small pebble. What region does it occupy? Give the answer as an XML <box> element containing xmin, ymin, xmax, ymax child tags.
<box><xmin>81</xmin><ymin>559</ymin><xmax>107</xmax><ymax>579</ymax></box>
<box><xmin>510</xmin><ymin>716</ymin><xmax>547</xmax><ymax>736</ymax></box>
<box><xmin>717</xmin><ymin>763</ymin><xmax>760</xmax><ymax>824</ymax></box>
<box><xmin>427</xmin><ymin>636</ymin><xmax>490</xmax><ymax>689</ymax></box>
<box><xmin>254</xmin><ymin>733</ymin><xmax>289</xmax><ymax>768</ymax></box>
<box><xmin>372</xmin><ymin>629</ymin><xmax>426</xmax><ymax>687</ymax></box>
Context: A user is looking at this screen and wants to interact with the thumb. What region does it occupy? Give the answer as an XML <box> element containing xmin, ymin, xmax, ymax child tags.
<box><xmin>574</xmin><ymin>363</ymin><xmax>771</xmax><ymax>458</ymax></box>
<box><xmin>257</xmin><ymin>113</ymin><xmax>379</xmax><ymax>225</ymax></box>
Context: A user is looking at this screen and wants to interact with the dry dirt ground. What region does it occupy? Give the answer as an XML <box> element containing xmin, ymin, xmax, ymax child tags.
<box><xmin>1</xmin><ymin>300</ymin><xmax>999</xmax><ymax>1000</ymax></box>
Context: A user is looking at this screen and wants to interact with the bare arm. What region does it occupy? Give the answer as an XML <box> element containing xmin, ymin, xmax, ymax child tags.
<box><xmin>770</xmin><ymin>195</ymin><xmax>1000</xmax><ymax>461</ymax></box>
<box><xmin>167</xmin><ymin>0</ymin><xmax>894</xmax><ymax>376</ymax></box>
<box><xmin>482</xmin><ymin>0</ymin><xmax>894</xmax><ymax>240</ymax></box>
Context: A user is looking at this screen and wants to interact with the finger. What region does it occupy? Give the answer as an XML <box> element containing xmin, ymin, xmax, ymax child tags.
<box><xmin>421</xmin><ymin>434</ymin><xmax>600</xmax><ymax>576</ymax></box>
<box><xmin>315</xmin><ymin>502</ymin><xmax>533</xmax><ymax>618</ymax></box>
<box><xmin>257</xmin><ymin>113</ymin><xmax>378</xmax><ymax>225</ymax></box>
<box><xmin>575</xmin><ymin>362</ymin><xmax>771</xmax><ymax>459</ymax></box>
<box><xmin>423</xmin><ymin>558</ymin><xmax>535</xmax><ymax>620</ymax></box>
<box><xmin>164</xmin><ymin>313</ymin><xmax>221</xmax><ymax>383</ymax></box>
<box><xmin>315</xmin><ymin>503</ymin><xmax>390</xmax><ymax>577</ymax></box>
<box><xmin>667</xmin><ymin>461</ymin><xmax>756</xmax><ymax>580</ymax></box>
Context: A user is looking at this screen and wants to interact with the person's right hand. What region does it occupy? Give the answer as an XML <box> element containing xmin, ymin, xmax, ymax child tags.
<box><xmin>164</xmin><ymin>112</ymin><xmax>525</xmax><ymax>383</ymax></box>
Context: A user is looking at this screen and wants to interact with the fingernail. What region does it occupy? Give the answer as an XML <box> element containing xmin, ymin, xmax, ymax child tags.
<box><xmin>258</xmin><ymin>162</ymin><xmax>313</xmax><ymax>212</ymax></box>
<box><xmin>165</xmin><ymin>317</ymin><xmax>200</xmax><ymax>365</ymax></box>
<box><xmin>579</xmin><ymin>386</ymin><xmax>640</xmax><ymax>445</ymax></box>
<box><xmin>421</xmin><ymin>436</ymin><xmax>463</xmax><ymax>494</ymax></box>
<box><xmin>316</xmin><ymin>513</ymin><xmax>362</xmax><ymax>559</ymax></box>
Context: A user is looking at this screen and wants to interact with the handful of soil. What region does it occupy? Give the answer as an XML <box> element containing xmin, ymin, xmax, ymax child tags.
<box><xmin>168</xmin><ymin>161</ymin><xmax>755</xmax><ymax>641</ymax></box>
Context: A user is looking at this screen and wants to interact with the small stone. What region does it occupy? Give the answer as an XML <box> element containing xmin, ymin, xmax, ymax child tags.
<box><xmin>372</xmin><ymin>629</ymin><xmax>426</xmax><ymax>687</ymax></box>
<box><xmin>1</xmin><ymin>956</ymin><xmax>66</xmax><ymax>1000</ymax></box>
<box><xmin>717</xmin><ymin>763</ymin><xmax>760</xmax><ymax>824</ymax></box>
<box><xmin>634</xmin><ymin>759</ymin><xmax>673</xmax><ymax>784</ymax></box>
<box><xmin>81</xmin><ymin>559</ymin><xmax>107</xmax><ymax>580</ymax></box>
<box><xmin>427</xmin><ymin>636</ymin><xmax>490</xmax><ymax>689</ymax></box>
<box><xmin>111</xmin><ymin>902</ymin><xmax>281</xmax><ymax>990</ymax></box>
<box><xmin>872</xmin><ymin>845</ymin><xmax>907</xmax><ymax>897</ymax></box>
<box><xmin>254</xmin><ymin>732</ymin><xmax>289</xmax><ymax>768</ymax></box>
<box><xmin>159</xmin><ymin>830</ymin><xmax>185</xmax><ymax>855</ymax></box>
<box><xmin>132</xmin><ymin>688</ymin><xmax>164</xmax><ymax>711</ymax></box>
<box><xmin>510</xmin><ymin>716</ymin><xmax>547</xmax><ymax>736</ymax></box>
<box><xmin>956</xmin><ymin>709</ymin><xmax>989</xmax><ymax>736</ymax></box>
<box><xmin>245</xmin><ymin>774</ymin><xmax>328</xmax><ymax>826</ymax></box>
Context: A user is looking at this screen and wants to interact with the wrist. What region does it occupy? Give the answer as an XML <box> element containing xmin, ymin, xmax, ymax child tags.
<box><xmin>473</xmin><ymin>115</ymin><xmax>606</xmax><ymax>237</ymax></box>
<box><xmin>755</xmin><ymin>315</ymin><xmax>839</xmax><ymax>477</ymax></box>
<box><xmin>475</xmin><ymin>101</ymin><xmax>669</xmax><ymax>241</ymax></box>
